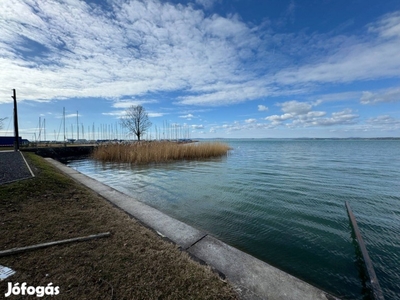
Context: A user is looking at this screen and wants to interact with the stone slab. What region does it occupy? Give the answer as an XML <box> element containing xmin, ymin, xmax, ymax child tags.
<box><xmin>187</xmin><ymin>235</ymin><xmax>337</xmax><ymax>300</ymax></box>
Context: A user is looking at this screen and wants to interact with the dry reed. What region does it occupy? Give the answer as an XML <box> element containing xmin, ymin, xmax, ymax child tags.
<box><xmin>92</xmin><ymin>141</ymin><xmax>231</xmax><ymax>164</ymax></box>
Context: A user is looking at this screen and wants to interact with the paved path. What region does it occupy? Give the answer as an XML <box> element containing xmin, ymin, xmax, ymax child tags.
<box><xmin>0</xmin><ymin>151</ymin><xmax>34</xmax><ymax>185</ymax></box>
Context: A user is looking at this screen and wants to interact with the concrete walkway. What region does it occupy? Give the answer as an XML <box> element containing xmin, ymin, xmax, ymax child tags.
<box><xmin>45</xmin><ymin>158</ymin><xmax>340</xmax><ymax>300</ymax></box>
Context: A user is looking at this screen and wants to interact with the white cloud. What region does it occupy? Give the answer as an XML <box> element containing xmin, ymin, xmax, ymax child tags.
<box><xmin>274</xmin><ymin>12</ymin><xmax>400</xmax><ymax>86</ymax></box>
<box><xmin>0</xmin><ymin>0</ymin><xmax>276</xmax><ymax>107</ymax></box>
<box><xmin>368</xmin><ymin>11</ymin><xmax>400</xmax><ymax>38</ymax></box>
<box><xmin>360</xmin><ymin>88</ymin><xmax>400</xmax><ymax>104</ymax></box>
<box><xmin>367</xmin><ymin>115</ymin><xmax>397</xmax><ymax>124</ymax></box>
<box><xmin>245</xmin><ymin>118</ymin><xmax>257</xmax><ymax>123</ymax></box>
<box><xmin>0</xmin><ymin>0</ymin><xmax>259</xmax><ymax>103</ymax></box>
<box><xmin>205</xmin><ymin>119</ymin><xmax>277</xmax><ymax>134</ymax></box>
<box><xmin>297</xmin><ymin>109</ymin><xmax>358</xmax><ymax>127</ymax></box>
<box><xmin>102</xmin><ymin>110</ymin><xmax>165</xmax><ymax>118</ymax></box>
<box><xmin>102</xmin><ymin>111</ymin><xmax>125</xmax><ymax>117</ymax></box>
<box><xmin>265</xmin><ymin>99</ymin><xmax>358</xmax><ymax>128</ymax></box>
<box><xmin>195</xmin><ymin>0</ymin><xmax>219</xmax><ymax>10</ymax></box>
<box><xmin>0</xmin><ymin>0</ymin><xmax>399</xmax><ymax>115</ymax></box>
<box><xmin>258</xmin><ymin>105</ymin><xmax>268</xmax><ymax>111</ymax></box>
<box><xmin>191</xmin><ymin>124</ymin><xmax>204</xmax><ymax>129</ymax></box>
<box><xmin>338</xmin><ymin>114</ymin><xmax>400</xmax><ymax>134</ymax></box>
<box><xmin>179</xmin><ymin>113</ymin><xmax>194</xmax><ymax>119</ymax></box>
<box><xmin>366</xmin><ymin>115</ymin><xmax>400</xmax><ymax>130</ymax></box>
<box><xmin>278</xmin><ymin>0</ymin><xmax>296</xmax><ymax>26</ymax></box>
<box><xmin>64</xmin><ymin>113</ymin><xmax>81</xmax><ymax>118</ymax></box>
<box><xmin>308</xmin><ymin>111</ymin><xmax>326</xmax><ymax>117</ymax></box>
<box><xmin>279</xmin><ymin>100</ymin><xmax>312</xmax><ymax>115</ymax></box>
<box><xmin>265</xmin><ymin>113</ymin><xmax>292</xmax><ymax>125</ymax></box>
<box><xmin>113</xmin><ymin>100</ymin><xmax>158</xmax><ymax>108</ymax></box>
<box><xmin>54</xmin><ymin>112</ymin><xmax>81</xmax><ymax>119</ymax></box>
<box><xmin>148</xmin><ymin>112</ymin><xmax>164</xmax><ymax>117</ymax></box>
<box><xmin>311</xmin><ymin>91</ymin><xmax>361</xmax><ymax>106</ymax></box>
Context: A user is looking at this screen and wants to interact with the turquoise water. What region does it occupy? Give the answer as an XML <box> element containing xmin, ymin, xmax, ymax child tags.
<box><xmin>67</xmin><ymin>139</ymin><xmax>400</xmax><ymax>299</ymax></box>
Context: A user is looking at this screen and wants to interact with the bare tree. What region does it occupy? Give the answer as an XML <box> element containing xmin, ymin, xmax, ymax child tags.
<box><xmin>120</xmin><ymin>105</ymin><xmax>152</xmax><ymax>141</ymax></box>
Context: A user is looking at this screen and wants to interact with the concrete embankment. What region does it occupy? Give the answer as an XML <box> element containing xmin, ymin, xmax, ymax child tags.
<box><xmin>46</xmin><ymin>158</ymin><xmax>340</xmax><ymax>300</ymax></box>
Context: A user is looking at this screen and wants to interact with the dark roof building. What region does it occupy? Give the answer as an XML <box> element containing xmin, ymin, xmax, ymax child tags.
<box><xmin>0</xmin><ymin>136</ymin><xmax>22</xmax><ymax>147</ymax></box>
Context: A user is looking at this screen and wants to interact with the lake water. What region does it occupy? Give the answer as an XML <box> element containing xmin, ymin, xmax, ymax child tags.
<box><xmin>66</xmin><ymin>139</ymin><xmax>400</xmax><ymax>299</ymax></box>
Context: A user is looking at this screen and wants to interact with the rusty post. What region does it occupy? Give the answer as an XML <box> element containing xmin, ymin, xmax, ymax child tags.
<box><xmin>346</xmin><ymin>201</ymin><xmax>384</xmax><ymax>300</ymax></box>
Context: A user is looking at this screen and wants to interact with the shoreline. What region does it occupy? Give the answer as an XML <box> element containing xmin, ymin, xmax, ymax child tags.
<box><xmin>0</xmin><ymin>153</ymin><xmax>238</xmax><ymax>299</ymax></box>
<box><xmin>47</xmin><ymin>158</ymin><xmax>339</xmax><ymax>300</ymax></box>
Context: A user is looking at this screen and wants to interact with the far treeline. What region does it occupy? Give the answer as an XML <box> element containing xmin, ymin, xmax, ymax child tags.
<box><xmin>93</xmin><ymin>105</ymin><xmax>231</xmax><ymax>164</ymax></box>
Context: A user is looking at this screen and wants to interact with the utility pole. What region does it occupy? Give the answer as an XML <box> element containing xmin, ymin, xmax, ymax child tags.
<box><xmin>11</xmin><ymin>89</ymin><xmax>19</xmax><ymax>151</ymax></box>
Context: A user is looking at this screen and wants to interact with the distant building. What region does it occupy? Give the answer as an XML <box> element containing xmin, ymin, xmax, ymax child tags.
<box><xmin>75</xmin><ymin>139</ymin><xmax>88</xmax><ymax>144</ymax></box>
<box><xmin>0</xmin><ymin>136</ymin><xmax>22</xmax><ymax>147</ymax></box>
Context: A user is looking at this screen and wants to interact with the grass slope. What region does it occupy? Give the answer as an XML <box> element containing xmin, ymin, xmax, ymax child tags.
<box><xmin>0</xmin><ymin>153</ymin><xmax>238</xmax><ymax>299</ymax></box>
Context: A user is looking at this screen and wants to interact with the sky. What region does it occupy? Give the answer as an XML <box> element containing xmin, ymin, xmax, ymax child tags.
<box><xmin>1</xmin><ymin>0</ymin><xmax>400</xmax><ymax>140</ymax></box>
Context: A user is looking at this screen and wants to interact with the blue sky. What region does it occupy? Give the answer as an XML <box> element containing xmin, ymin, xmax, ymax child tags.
<box><xmin>1</xmin><ymin>0</ymin><xmax>400</xmax><ymax>140</ymax></box>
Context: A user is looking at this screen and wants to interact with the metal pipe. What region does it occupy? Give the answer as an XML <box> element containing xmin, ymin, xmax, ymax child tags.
<box><xmin>345</xmin><ymin>201</ymin><xmax>384</xmax><ymax>300</ymax></box>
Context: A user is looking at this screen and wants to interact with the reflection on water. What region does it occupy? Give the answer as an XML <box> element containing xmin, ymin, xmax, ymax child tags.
<box><xmin>67</xmin><ymin>139</ymin><xmax>400</xmax><ymax>299</ymax></box>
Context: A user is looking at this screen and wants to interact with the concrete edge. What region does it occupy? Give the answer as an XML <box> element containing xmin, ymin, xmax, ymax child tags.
<box><xmin>0</xmin><ymin>176</ymin><xmax>34</xmax><ymax>186</ymax></box>
<box><xmin>20</xmin><ymin>151</ymin><xmax>35</xmax><ymax>178</ymax></box>
<box><xmin>45</xmin><ymin>158</ymin><xmax>340</xmax><ymax>300</ymax></box>
<box><xmin>44</xmin><ymin>158</ymin><xmax>206</xmax><ymax>250</ymax></box>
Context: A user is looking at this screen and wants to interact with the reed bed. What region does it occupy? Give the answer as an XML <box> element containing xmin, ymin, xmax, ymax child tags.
<box><xmin>92</xmin><ymin>141</ymin><xmax>231</xmax><ymax>164</ymax></box>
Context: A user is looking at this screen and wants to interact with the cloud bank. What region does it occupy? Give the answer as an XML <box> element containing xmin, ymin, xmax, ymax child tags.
<box><xmin>1</xmin><ymin>0</ymin><xmax>400</xmax><ymax>108</ymax></box>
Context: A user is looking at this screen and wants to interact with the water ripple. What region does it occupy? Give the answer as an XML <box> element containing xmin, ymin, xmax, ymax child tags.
<box><xmin>68</xmin><ymin>139</ymin><xmax>400</xmax><ymax>299</ymax></box>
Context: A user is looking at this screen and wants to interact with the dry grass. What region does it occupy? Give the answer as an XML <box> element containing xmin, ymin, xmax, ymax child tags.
<box><xmin>0</xmin><ymin>153</ymin><xmax>239</xmax><ymax>299</ymax></box>
<box><xmin>92</xmin><ymin>141</ymin><xmax>231</xmax><ymax>164</ymax></box>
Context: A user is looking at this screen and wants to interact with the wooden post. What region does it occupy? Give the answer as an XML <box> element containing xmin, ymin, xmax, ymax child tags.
<box><xmin>0</xmin><ymin>232</ymin><xmax>111</xmax><ymax>257</ymax></box>
<box><xmin>12</xmin><ymin>89</ymin><xmax>20</xmax><ymax>151</ymax></box>
<box><xmin>346</xmin><ymin>201</ymin><xmax>384</xmax><ymax>300</ymax></box>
